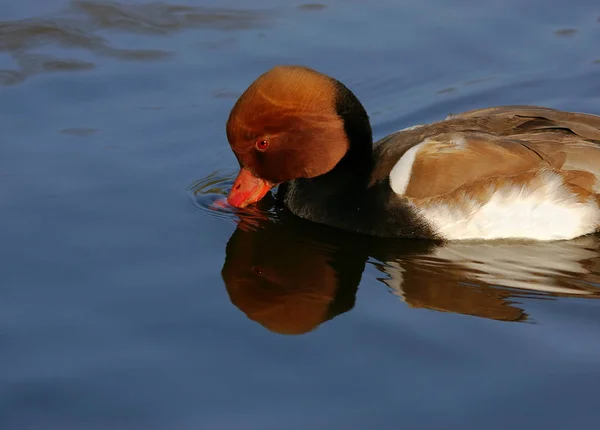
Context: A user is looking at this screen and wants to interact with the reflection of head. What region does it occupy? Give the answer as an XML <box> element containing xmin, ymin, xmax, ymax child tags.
<box><xmin>222</xmin><ymin>216</ymin><xmax>366</xmax><ymax>335</ymax></box>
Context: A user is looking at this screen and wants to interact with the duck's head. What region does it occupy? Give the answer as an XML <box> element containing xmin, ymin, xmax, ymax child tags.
<box><xmin>226</xmin><ymin>65</ymin><xmax>372</xmax><ymax>208</ymax></box>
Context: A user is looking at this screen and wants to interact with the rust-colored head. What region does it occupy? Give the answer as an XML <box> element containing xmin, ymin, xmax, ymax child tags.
<box><xmin>226</xmin><ymin>65</ymin><xmax>355</xmax><ymax>208</ymax></box>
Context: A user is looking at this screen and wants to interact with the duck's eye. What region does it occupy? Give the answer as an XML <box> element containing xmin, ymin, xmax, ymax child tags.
<box><xmin>255</xmin><ymin>139</ymin><xmax>269</xmax><ymax>151</ymax></box>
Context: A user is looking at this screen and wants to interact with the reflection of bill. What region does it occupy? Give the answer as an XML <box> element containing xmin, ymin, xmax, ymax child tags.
<box><xmin>222</xmin><ymin>210</ymin><xmax>600</xmax><ymax>335</ymax></box>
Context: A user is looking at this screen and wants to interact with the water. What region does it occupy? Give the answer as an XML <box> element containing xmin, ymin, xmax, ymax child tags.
<box><xmin>2</xmin><ymin>0</ymin><xmax>600</xmax><ymax>428</ymax></box>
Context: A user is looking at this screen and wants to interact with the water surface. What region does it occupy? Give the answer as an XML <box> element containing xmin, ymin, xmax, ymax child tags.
<box><xmin>2</xmin><ymin>0</ymin><xmax>600</xmax><ymax>429</ymax></box>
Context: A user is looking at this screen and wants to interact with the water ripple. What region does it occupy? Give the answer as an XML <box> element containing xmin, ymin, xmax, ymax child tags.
<box><xmin>0</xmin><ymin>0</ymin><xmax>274</xmax><ymax>85</ymax></box>
<box><xmin>188</xmin><ymin>170</ymin><xmax>280</xmax><ymax>231</ymax></box>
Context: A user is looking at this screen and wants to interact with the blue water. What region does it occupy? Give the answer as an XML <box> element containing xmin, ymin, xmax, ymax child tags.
<box><xmin>2</xmin><ymin>1</ymin><xmax>600</xmax><ymax>428</ymax></box>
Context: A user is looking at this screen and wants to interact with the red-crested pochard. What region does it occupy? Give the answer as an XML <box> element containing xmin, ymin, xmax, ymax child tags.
<box><xmin>225</xmin><ymin>65</ymin><xmax>600</xmax><ymax>241</ymax></box>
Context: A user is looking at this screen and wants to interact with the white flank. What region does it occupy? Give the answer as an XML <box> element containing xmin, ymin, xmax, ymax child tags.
<box><xmin>389</xmin><ymin>141</ymin><xmax>427</xmax><ymax>195</ymax></box>
<box><xmin>413</xmin><ymin>170</ymin><xmax>599</xmax><ymax>241</ymax></box>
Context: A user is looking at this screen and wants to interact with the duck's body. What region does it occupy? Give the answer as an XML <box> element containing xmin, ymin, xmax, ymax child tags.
<box><xmin>225</xmin><ymin>66</ymin><xmax>600</xmax><ymax>241</ymax></box>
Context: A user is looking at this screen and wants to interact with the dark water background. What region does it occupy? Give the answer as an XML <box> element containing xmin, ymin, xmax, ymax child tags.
<box><xmin>2</xmin><ymin>0</ymin><xmax>600</xmax><ymax>429</ymax></box>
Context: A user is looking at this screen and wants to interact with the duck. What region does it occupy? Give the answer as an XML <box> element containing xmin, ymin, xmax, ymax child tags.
<box><xmin>225</xmin><ymin>65</ymin><xmax>600</xmax><ymax>241</ymax></box>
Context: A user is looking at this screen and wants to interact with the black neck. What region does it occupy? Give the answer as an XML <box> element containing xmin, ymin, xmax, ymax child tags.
<box><xmin>309</xmin><ymin>77</ymin><xmax>374</xmax><ymax>189</ymax></box>
<box><xmin>280</xmin><ymin>79</ymin><xmax>375</xmax><ymax>233</ymax></box>
<box><xmin>333</xmin><ymin>77</ymin><xmax>373</xmax><ymax>180</ymax></box>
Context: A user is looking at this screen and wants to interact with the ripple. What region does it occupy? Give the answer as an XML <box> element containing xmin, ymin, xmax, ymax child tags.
<box><xmin>436</xmin><ymin>86</ymin><xmax>457</xmax><ymax>94</ymax></box>
<box><xmin>298</xmin><ymin>4</ymin><xmax>328</xmax><ymax>11</ymax></box>
<box><xmin>0</xmin><ymin>0</ymin><xmax>275</xmax><ymax>85</ymax></box>
<box><xmin>554</xmin><ymin>28</ymin><xmax>577</xmax><ymax>37</ymax></box>
<box><xmin>188</xmin><ymin>170</ymin><xmax>280</xmax><ymax>230</ymax></box>
<box><xmin>72</xmin><ymin>1</ymin><xmax>271</xmax><ymax>33</ymax></box>
<box><xmin>60</xmin><ymin>127</ymin><xmax>98</xmax><ymax>136</ymax></box>
<box><xmin>0</xmin><ymin>53</ymin><xmax>95</xmax><ymax>85</ymax></box>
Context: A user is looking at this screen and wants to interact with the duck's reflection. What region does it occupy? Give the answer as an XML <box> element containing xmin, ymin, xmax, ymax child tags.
<box><xmin>222</xmin><ymin>208</ymin><xmax>367</xmax><ymax>335</ymax></box>
<box><xmin>222</xmin><ymin>209</ymin><xmax>600</xmax><ymax>334</ymax></box>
